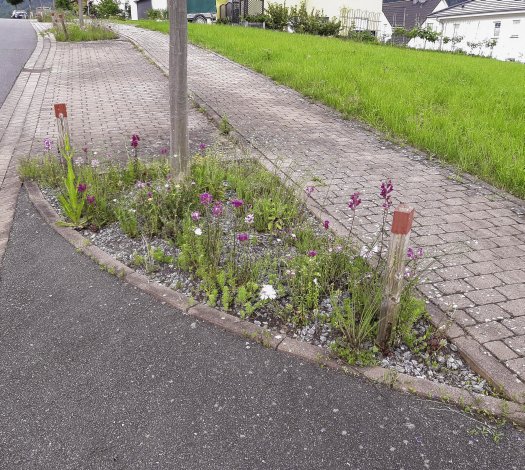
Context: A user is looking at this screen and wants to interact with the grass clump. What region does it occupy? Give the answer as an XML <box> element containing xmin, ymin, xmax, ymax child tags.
<box><xmin>124</xmin><ymin>20</ymin><xmax>525</xmax><ymax>197</ymax></box>
<box><xmin>52</xmin><ymin>23</ymin><xmax>118</xmax><ymax>42</ymax></box>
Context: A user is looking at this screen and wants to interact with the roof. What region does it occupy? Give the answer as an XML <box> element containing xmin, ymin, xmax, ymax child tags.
<box><xmin>382</xmin><ymin>1</ymin><xmax>463</xmax><ymax>30</ymax></box>
<box><xmin>430</xmin><ymin>0</ymin><xmax>525</xmax><ymax>18</ymax></box>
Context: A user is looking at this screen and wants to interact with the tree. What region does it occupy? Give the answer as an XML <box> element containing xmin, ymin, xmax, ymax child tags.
<box><xmin>95</xmin><ymin>0</ymin><xmax>121</xmax><ymax>18</ymax></box>
<box><xmin>6</xmin><ymin>0</ymin><xmax>24</xmax><ymax>7</ymax></box>
<box><xmin>168</xmin><ymin>0</ymin><xmax>189</xmax><ymax>179</ymax></box>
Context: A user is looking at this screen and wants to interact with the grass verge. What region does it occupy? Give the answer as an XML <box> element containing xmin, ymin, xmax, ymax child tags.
<box><xmin>124</xmin><ymin>20</ymin><xmax>525</xmax><ymax>198</ymax></box>
<box><xmin>52</xmin><ymin>23</ymin><xmax>118</xmax><ymax>42</ymax></box>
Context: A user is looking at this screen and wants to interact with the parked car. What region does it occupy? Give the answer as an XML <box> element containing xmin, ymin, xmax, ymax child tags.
<box><xmin>11</xmin><ymin>10</ymin><xmax>28</xmax><ymax>19</ymax></box>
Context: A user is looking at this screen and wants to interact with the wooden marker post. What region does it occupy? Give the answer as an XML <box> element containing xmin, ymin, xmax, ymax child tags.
<box><xmin>54</xmin><ymin>103</ymin><xmax>70</xmax><ymax>154</ymax></box>
<box><xmin>58</xmin><ymin>13</ymin><xmax>68</xmax><ymax>41</ymax></box>
<box><xmin>376</xmin><ymin>204</ymin><xmax>415</xmax><ymax>349</ymax></box>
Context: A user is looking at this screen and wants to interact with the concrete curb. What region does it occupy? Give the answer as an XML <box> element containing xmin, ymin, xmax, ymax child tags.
<box><xmin>25</xmin><ymin>180</ymin><xmax>525</xmax><ymax>427</ymax></box>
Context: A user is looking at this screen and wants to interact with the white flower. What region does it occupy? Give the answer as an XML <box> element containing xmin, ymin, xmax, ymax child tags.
<box><xmin>260</xmin><ymin>284</ymin><xmax>277</xmax><ymax>301</ymax></box>
<box><xmin>165</xmin><ymin>184</ymin><xmax>170</xmax><ymax>188</ymax></box>
<box><xmin>194</xmin><ymin>228</ymin><xmax>202</xmax><ymax>236</ymax></box>
<box><xmin>313</xmin><ymin>278</ymin><xmax>319</xmax><ymax>286</ymax></box>
<box><xmin>91</xmin><ymin>159</ymin><xmax>100</xmax><ymax>168</ymax></box>
<box><xmin>244</xmin><ymin>214</ymin><xmax>254</xmax><ymax>224</ymax></box>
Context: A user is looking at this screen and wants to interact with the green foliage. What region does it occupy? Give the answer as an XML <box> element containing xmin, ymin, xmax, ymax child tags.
<box><xmin>52</xmin><ymin>23</ymin><xmax>118</xmax><ymax>42</ymax></box>
<box><xmin>94</xmin><ymin>0</ymin><xmax>122</xmax><ymax>19</ymax></box>
<box><xmin>219</xmin><ymin>115</ymin><xmax>232</xmax><ymax>135</ymax></box>
<box><xmin>264</xmin><ymin>3</ymin><xmax>289</xmax><ymax>30</ymax></box>
<box><xmin>115</xmin><ymin>206</ymin><xmax>139</xmax><ymax>238</ymax></box>
<box><xmin>253</xmin><ymin>196</ymin><xmax>297</xmax><ymax>232</ymax></box>
<box><xmin>147</xmin><ymin>8</ymin><xmax>168</xmax><ymax>20</ymax></box>
<box><xmin>288</xmin><ymin>1</ymin><xmax>340</xmax><ymax>37</ymax></box>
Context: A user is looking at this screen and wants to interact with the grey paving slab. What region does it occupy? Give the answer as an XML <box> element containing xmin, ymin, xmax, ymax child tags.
<box><xmin>112</xmin><ymin>24</ymin><xmax>525</xmax><ymax>392</ymax></box>
<box><xmin>1</xmin><ymin>187</ymin><xmax>525</xmax><ymax>469</ymax></box>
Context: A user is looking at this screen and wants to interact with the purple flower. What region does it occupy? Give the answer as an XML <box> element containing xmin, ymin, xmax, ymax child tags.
<box><xmin>160</xmin><ymin>147</ymin><xmax>169</xmax><ymax>155</ymax></box>
<box><xmin>305</xmin><ymin>186</ymin><xmax>315</xmax><ymax>196</ymax></box>
<box><xmin>244</xmin><ymin>214</ymin><xmax>254</xmax><ymax>224</ymax></box>
<box><xmin>87</xmin><ymin>195</ymin><xmax>96</xmax><ymax>205</ymax></box>
<box><xmin>323</xmin><ymin>220</ymin><xmax>330</xmax><ymax>230</ymax></box>
<box><xmin>417</xmin><ymin>247</ymin><xmax>424</xmax><ymax>258</ymax></box>
<box><xmin>77</xmin><ymin>183</ymin><xmax>87</xmax><ymax>193</ymax></box>
<box><xmin>191</xmin><ymin>211</ymin><xmax>200</xmax><ymax>221</ymax></box>
<box><xmin>131</xmin><ymin>134</ymin><xmax>140</xmax><ymax>149</ymax></box>
<box><xmin>380</xmin><ymin>180</ymin><xmax>394</xmax><ymax>210</ymax></box>
<box><xmin>147</xmin><ymin>191</ymin><xmax>153</xmax><ymax>199</ymax></box>
<box><xmin>82</xmin><ymin>146</ymin><xmax>88</xmax><ymax>154</ymax></box>
<box><xmin>231</xmin><ymin>198</ymin><xmax>244</xmax><ymax>208</ymax></box>
<box><xmin>237</xmin><ymin>233</ymin><xmax>249</xmax><ymax>242</ymax></box>
<box><xmin>199</xmin><ymin>143</ymin><xmax>207</xmax><ymax>153</ymax></box>
<box><xmin>136</xmin><ymin>181</ymin><xmax>146</xmax><ymax>189</ymax></box>
<box><xmin>74</xmin><ymin>157</ymin><xmax>84</xmax><ymax>166</ymax></box>
<box><xmin>308</xmin><ymin>250</ymin><xmax>317</xmax><ymax>257</ymax></box>
<box><xmin>211</xmin><ymin>202</ymin><xmax>223</xmax><ymax>217</ymax></box>
<box><xmin>199</xmin><ymin>192</ymin><xmax>213</xmax><ymax>205</ymax></box>
<box><xmin>43</xmin><ymin>137</ymin><xmax>53</xmax><ymax>151</ymax></box>
<box><xmin>348</xmin><ymin>192</ymin><xmax>361</xmax><ymax>211</ymax></box>
<box><xmin>407</xmin><ymin>247</ymin><xmax>415</xmax><ymax>260</ymax></box>
<box><xmin>91</xmin><ymin>159</ymin><xmax>100</xmax><ymax>168</ymax></box>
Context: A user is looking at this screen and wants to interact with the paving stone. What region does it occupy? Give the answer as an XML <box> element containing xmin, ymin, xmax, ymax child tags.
<box><xmin>496</xmin><ymin>283</ymin><xmax>525</xmax><ymax>300</ymax></box>
<box><xmin>465</xmin><ymin>274</ymin><xmax>503</xmax><ymax>290</ymax></box>
<box><xmin>502</xmin><ymin>317</ymin><xmax>525</xmax><ymax>336</ymax></box>
<box><xmin>505</xmin><ymin>357</ymin><xmax>525</xmax><ymax>379</ymax></box>
<box><xmin>484</xmin><ymin>341</ymin><xmax>519</xmax><ymax>361</ymax></box>
<box><xmin>466</xmin><ymin>321</ymin><xmax>513</xmax><ymax>343</ymax></box>
<box><xmin>500</xmin><ymin>300</ymin><xmax>525</xmax><ymax>317</ymax></box>
<box><xmin>495</xmin><ymin>270</ymin><xmax>525</xmax><ymax>285</ymax></box>
<box><xmin>466</xmin><ymin>304</ymin><xmax>511</xmax><ymax>323</ymax></box>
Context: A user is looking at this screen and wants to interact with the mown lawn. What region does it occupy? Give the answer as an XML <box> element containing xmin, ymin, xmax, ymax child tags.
<box><xmin>129</xmin><ymin>20</ymin><xmax>525</xmax><ymax>198</ymax></box>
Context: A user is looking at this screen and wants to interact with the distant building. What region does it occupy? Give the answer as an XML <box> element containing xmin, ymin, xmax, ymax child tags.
<box><xmin>411</xmin><ymin>0</ymin><xmax>525</xmax><ymax>62</ymax></box>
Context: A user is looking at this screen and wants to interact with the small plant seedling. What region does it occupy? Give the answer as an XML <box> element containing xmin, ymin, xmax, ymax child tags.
<box><xmin>219</xmin><ymin>116</ymin><xmax>233</xmax><ymax>135</ymax></box>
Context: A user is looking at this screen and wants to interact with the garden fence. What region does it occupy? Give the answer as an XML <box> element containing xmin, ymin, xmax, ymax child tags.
<box><xmin>219</xmin><ymin>0</ymin><xmax>264</xmax><ymax>24</ymax></box>
<box><xmin>339</xmin><ymin>8</ymin><xmax>381</xmax><ymax>36</ymax></box>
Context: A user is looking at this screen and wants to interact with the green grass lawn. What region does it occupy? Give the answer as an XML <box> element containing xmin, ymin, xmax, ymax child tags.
<box><xmin>52</xmin><ymin>23</ymin><xmax>118</xmax><ymax>42</ymax></box>
<box><xmin>128</xmin><ymin>20</ymin><xmax>525</xmax><ymax>198</ymax></box>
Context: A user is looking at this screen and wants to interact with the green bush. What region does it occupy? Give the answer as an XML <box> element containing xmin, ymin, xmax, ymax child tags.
<box><xmin>147</xmin><ymin>8</ymin><xmax>168</xmax><ymax>20</ymax></box>
<box><xmin>51</xmin><ymin>23</ymin><xmax>119</xmax><ymax>42</ymax></box>
<box><xmin>94</xmin><ymin>0</ymin><xmax>122</xmax><ymax>19</ymax></box>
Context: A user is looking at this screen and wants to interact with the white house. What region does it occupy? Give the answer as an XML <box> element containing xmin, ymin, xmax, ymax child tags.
<box><xmin>410</xmin><ymin>0</ymin><xmax>525</xmax><ymax>62</ymax></box>
<box><xmin>280</xmin><ymin>0</ymin><xmax>383</xmax><ymax>21</ymax></box>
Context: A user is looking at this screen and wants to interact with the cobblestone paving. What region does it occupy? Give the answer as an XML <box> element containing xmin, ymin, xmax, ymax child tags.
<box><xmin>23</xmin><ymin>34</ymin><xmax>236</xmax><ymax>160</ymax></box>
<box><xmin>113</xmin><ymin>24</ymin><xmax>525</xmax><ymax>398</ymax></box>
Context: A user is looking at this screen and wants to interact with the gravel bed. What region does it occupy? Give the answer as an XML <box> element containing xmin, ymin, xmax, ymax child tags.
<box><xmin>40</xmin><ymin>187</ymin><xmax>495</xmax><ymax>396</ymax></box>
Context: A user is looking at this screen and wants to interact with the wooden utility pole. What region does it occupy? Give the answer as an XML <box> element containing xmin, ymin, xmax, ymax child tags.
<box><xmin>78</xmin><ymin>0</ymin><xmax>84</xmax><ymax>27</ymax></box>
<box><xmin>168</xmin><ymin>0</ymin><xmax>189</xmax><ymax>178</ymax></box>
<box><xmin>377</xmin><ymin>204</ymin><xmax>415</xmax><ymax>349</ymax></box>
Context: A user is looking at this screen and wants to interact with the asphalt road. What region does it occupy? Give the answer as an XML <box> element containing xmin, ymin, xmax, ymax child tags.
<box><xmin>0</xmin><ymin>189</ymin><xmax>524</xmax><ymax>469</ymax></box>
<box><xmin>0</xmin><ymin>18</ymin><xmax>36</xmax><ymax>107</ymax></box>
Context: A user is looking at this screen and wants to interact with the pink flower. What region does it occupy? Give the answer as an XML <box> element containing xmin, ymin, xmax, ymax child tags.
<box><xmin>43</xmin><ymin>137</ymin><xmax>53</xmax><ymax>151</ymax></box>
<box><xmin>323</xmin><ymin>220</ymin><xmax>330</xmax><ymax>230</ymax></box>
<box><xmin>308</xmin><ymin>250</ymin><xmax>317</xmax><ymax>257</ymax></box>
<box><xmin>237</xmin><ymin>233</ymin><xmax>249</xmax><ymax>242</ymax></box>
<box><xmin>199</xmin><ymin>143</ymin><xmax>207</xmax><ymax>153</ymax></box>
<box><xmin>348</xmin><ymin>192</ymin><xmax>361</xmax><ymax>211</ymax></box>
<box><xmin>131</xmin><ymin>134</ymin><xmax>140</xmax><ymax>149</ymax></box>
<box><xmin>191</xmin><ymin>211</ymin><xmax>200</xmax><ymax>221</ymax></box>
<box><xmin>87</xmin><ymin>195</ymin><xmax>96</xmax><ymax>205</ymax></box>
<box><xmin>160</xmin><ymin>147</ymin><xmax>169</xmax><ymax>155</ymax></box>
<box><xmin>305</xmin><ymin>186</ymin><xmax>315</xmax><ymax>196</ymax></box>
<box><xmin>211</xmin><ymin>202</ymin><xmax>223</xmax><ymax>217</ymax></box>
<box><xmin>231</xmin><ymin>198</ymin><xmax>244</xmax><ymax>208</ymax></box>
<box><xmin>199</xmin><ymin>192</ymin><xmax>213</xmax><ymax>205</ymax></box>
<box><xmin>136</xmin><ymin>181</ymin><xmax>146</xmax><ymax>189</ymax></box>
<box><xmin>77</xmin><ymin>183</ymin><xmax>87</xmax><ymax>193</ymax></box>
<box><xmin>380</xmin><ymin>180</ymin><xmax>394</xmax><ymax>210</ymax></box>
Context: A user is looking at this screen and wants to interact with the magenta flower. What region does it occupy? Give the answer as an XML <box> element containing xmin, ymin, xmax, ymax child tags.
<box><xmin>305</xmin><ymin>186</ymin><xmax>315</xmax><ymax>196</ymax></box>
<box><xmin>77</xmin><ymin>183</ymin><xmax>87</xmax><ymax>193</ymax></box>
<box><xmin>199</xmin><ymin>143</ymin><xmax>207</xmax><ymax>153</ymax></box>
<box><xmin>147</xmin><ymin>191</ymin><xmax>153</xmax><ymax>199</ymax></box>
<box><xmin>417</xmin><ymin>247</ymin><xmax>424</xmax><ymax>258</ymax></box>
<box><xmin>308</xmin><ymin>250</ymin><xmax>317</xmax><ymax>257</ymax></box>
<box><xmin>323</xmin><ymin>220</ymin><xmax>330</xmax><ymax>230</ymax></box>
<box><xmin>87</xmin><ymin>195</ymin><xmax>96</xmax><ymax>205</ymax></box>
<box><xmin>408</xmin><ymin>247</ymin><xmax>424</xmax><ymax>260</ymax></box>
<box><xmin>131</xmin><ymin>134</ymin><xmax>140</xmax><ymax>149</ymax></box>
<box><xmin>199</xmin><ymin>192</ymin><xmax>213</xmax><ymax>205</ymax></box>
<box><xmin>43</xmin><ymin>137</ymin><xmax>53</xmax><ymax>152</ymax></box>
<box><xmin>231</xmin><ymin>198</ymin><xmax>244</xmax><ymax>208</ymax></box>
<box><xmin>237</xmin><ymin>233</ymin><xmax>249</xmax><ymax>242</ymax></box>
<box><xmin>348</xmin><ymin>192</ymin><xmax>361</xmax><ymax>211</ymax></box>
<box><xmin>159</xmin><ymin>147</ymin><xmax>169</xmax><ymax>155</ymax></box>
<box><xmin>211</xmin><ymin>202</ymin><xmax>223</xmax><ymax>217</ymax></box>
<box><xmin>191</xmin><ymin>211</ymin><xmax>200</xmax><ymax>221</ymax></box>
<box><xmin>82</xmin><ymin>146</ymin><xmax>88</xmax><ymax>154</ymax></box>
<box><xmin>380</xmin><ymin>180</ymin><xmax>394</xmax><ymax>210</ymax></box>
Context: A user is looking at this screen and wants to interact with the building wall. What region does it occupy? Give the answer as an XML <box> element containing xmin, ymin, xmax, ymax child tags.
<box><xmin>410</xmin><ymin>13</ymin><xmax>525</xmax><ymax>62</ymax></box>
<box><xmin>278</xmin><ymin>0</ymin><xmax>382</xmax><ymax>19</ymax></box>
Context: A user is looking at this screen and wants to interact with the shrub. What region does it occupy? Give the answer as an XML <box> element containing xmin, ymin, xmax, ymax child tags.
<box><xmin>147</xmin><ymin>8</ymin><xmax>168</xmax><ymax>20</ymax></box>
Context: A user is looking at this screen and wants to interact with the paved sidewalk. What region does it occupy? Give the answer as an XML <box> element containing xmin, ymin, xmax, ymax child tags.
<box><xmin>112</xmin><ymin>24</ymin><xmax>525</xmax><ymax>399</ymax></box>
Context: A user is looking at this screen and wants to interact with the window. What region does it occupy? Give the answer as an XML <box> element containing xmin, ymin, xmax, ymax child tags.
<box><xmin>494</xmin><ymin>21</ymin><xmax>501</xmax><ymax>37</ymax></box>
<box><xmin>511</xmin><ymin>19</ymin><xmax>520</xmax><ymax>38</ymax></box>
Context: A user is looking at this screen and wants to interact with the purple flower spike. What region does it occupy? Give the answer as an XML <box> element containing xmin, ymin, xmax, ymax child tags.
<box><xmin>305</xmin><ymin>186</ymin><xmax>315</xmax><ymax>196</ymax></box>
<box><xmin>199</xmin><ymin>192</ymin><xmax>213</xmax><ymax>206</ymax></box>
<box><xmin>407</xmin><ymin>247</ymin><xmax>415</xmax><ymax>260</ymax></box>
<box><xmin>380</xmin><ymin>180</ymin><xmax>394</xmax><ymax>210</ymax></box>
<box><xmin>159</xmin><ymin>147</ymin><xmax>169</xmax><ymax>155</ymax></box>
<box><xmin>417</xmin><ymin>247</ymin><xmax>424</xmax><ymax>258</ymax></box>
<box><xmin>191</xmin><ymin>211</ymin><xmax>200</xmax><ymax>222</ymax></box>
<box><xmin>199</xmin><ymin>143</ymin><xmax>207</xmax><ymax>153</ymax></box>
<box><xmin>77</xmin><ymin>183</ymin><xmax>87</xmax><ymax>193</ymax></box>
<box><xmin>43</xmin><ymin>137</ymin><xmax>53</xmax><ymax>152</ymax></box>
<box><xmin>147</xmin><ymin>191</ymin><xmax>153</xmax><ymax>199</ymax></box>
<box><xmin>231</xmin><ymin>198</ymin><xmax>244</xmax><ymax>208</ymax></box>
<box><xmin>323</xmin><ymin>220</ymin><xmax>330</xmax><ymax>230</ymax></box>
<box><xmin>136</xmin><ymin>181</ymin><xmax>146</xmax><ymax>189</ymax></box>
<box><xmin>307</xmin><ymin>250</ymin><xmax>317</xmax><ymax>257</ymax></box>
<box><xmin>348</xmin><ymin>192</ymin><xmax>361</xmax><ymax>211</ymax></box>
<box><xmin>237</xmin><ymin>233</ymin><xmax>249</xmax><ymax>242</ymax></box>
<box><xmin>211</xmin><ymin>202</ymin><xmax>223</xmax><ymax>217</ymax></box>
<box><xmin>87</xmin><ymin>195</ymin><xmax>96</xmax><ymax>205</ymax></box>
<box><xmin>130</xmin><ymin>134</ymin><xmax>140</xmax><ymax>149</ymax></box>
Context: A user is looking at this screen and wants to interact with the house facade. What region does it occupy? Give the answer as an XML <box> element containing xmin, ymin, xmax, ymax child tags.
<box><xmin>280</xmin><ymin>0</ymin><xmax>382</xmax><ymax>20</ymax></box>
<box><xmin>409</xmin><ymin>0</ymin><xmax>525</xmax><ymax>62</ymax></box>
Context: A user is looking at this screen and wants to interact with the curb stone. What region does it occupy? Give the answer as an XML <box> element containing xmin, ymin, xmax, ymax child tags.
<box><xmin>24</xmin><ymin>180</ymin><xmax>525</xmax><ymax>427</ymax></box>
